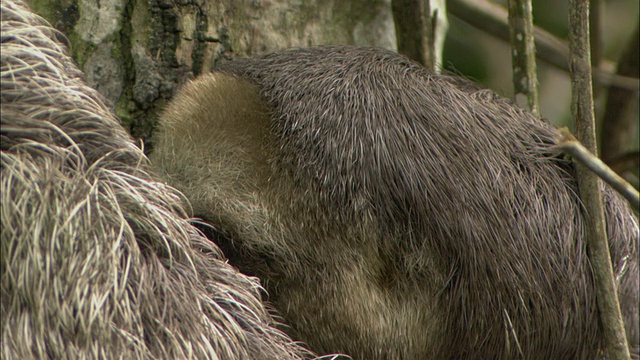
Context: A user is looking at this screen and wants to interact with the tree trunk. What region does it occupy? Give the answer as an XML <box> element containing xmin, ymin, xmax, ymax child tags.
<box><xmin>31</xmin><ymin>0</ymin><xmax>398</xmax><ymax>150</ymax></box>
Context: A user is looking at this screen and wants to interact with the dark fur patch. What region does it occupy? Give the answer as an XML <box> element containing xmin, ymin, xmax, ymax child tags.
<box><xmin>154</xmin><ymin>46</ymin><xmax>639</xmax><ymax>358</ymax></box>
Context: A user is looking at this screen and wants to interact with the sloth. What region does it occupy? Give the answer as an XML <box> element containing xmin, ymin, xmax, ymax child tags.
<box><xmin>1</xmin><ymin>1</ymin><xmax>313</xmax><ymax>358</ymax></box>
<box><xmin>151</xmin><ymin>45</ymin><xmax>639</xmax><ymax>359</ymax></box>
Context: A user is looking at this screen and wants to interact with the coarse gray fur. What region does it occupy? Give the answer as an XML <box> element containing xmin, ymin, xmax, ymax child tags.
<box><xmin>151</xmin><ymin>45</ymin><xmax>639</xmax><ymax>359</ymax></box>
<box><xmin>0</xmin><ymin>1</ymin><xmax>316</xmax><ymax>359</ymax></box>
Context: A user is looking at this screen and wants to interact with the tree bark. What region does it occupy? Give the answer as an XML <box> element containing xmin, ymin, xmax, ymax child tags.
<box><xmin>391</xmin><ymin>0</ymin><xmax>448</xmax><ymax>72</ymax></box>
<box><xmin>31</xmin><ymin>0</ymin><xmax>397</xmax><ymax>150</ymax></box>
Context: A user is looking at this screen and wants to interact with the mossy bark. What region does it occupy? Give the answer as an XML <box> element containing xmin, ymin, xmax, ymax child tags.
<box><xmin>31</xmin><ymin>0</ymin><xmax>397</xmax><ymax>151</ymax></box>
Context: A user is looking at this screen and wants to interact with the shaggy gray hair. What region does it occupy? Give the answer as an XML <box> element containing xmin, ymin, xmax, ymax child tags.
<box><xmin>0</xmin><ymin>1</ymin><xmax>313</xmax><ymax>358</ymax></box>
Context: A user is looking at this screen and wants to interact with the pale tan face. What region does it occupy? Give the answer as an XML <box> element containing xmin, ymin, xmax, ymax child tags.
<box><xmin>152</xmin><ymin>73</ymin><xmax>275</xmax><ymax>240</ymax></box>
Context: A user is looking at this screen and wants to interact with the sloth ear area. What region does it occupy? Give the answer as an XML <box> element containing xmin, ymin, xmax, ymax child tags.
<box><xmin>154</xmin><ymin>72</ymin><xmax>273</xmax><ymax>153</ymax></box>
<box><xmin>150</xmin><ymin>72</ymin><xmax>275</xmax><ymax>223</ymax></box>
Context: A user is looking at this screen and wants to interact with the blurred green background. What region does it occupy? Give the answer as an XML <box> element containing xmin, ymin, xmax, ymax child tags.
<box><xmin>445</xmin><ymin>0</ymin><xmax>638</xmax><ymax>141</ymax></box>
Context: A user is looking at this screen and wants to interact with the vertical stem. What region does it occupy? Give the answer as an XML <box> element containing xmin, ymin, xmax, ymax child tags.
<box><xmin>391</xmin><ymin>0</ymin><xmax>436</xmax><ymax>71</ymax></box>
<box><xmin>567</xmin><ymin>1</ymin><xmax>631</xmax><ymax>359</ymax></box>
<box><xmin>507</xmin><ymin>0</ymin><xmax>539</xmax><ymax>115</ymax></box>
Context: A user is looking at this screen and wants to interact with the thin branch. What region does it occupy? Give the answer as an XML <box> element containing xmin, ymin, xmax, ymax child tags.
<box><xmin>508</xmin><ymin>0</ymin><xmax>539</xmax><ymax>115</ymax></box>
<box><xmin>556</xmin><ymin>128</ymin><xmax>639</xmax><ymax>210</ymax></box>
<box><xmin>568</xmin><ymin>1</ymin><xmax>632</xmax><ymax>358</ymax></box>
